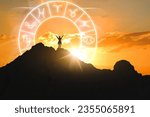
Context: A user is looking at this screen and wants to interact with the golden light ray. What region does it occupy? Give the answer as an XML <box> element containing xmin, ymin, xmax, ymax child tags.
<box><xmin>56</xmin><ymin>50</ymin><xmax>83</xmax><ymax>71</ymax></box>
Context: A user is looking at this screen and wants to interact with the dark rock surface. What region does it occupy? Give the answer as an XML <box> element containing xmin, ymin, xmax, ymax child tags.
<box><xmin>0</xmin><ymin>43</ymin><xmax>149</xmax><ymax>100</ymax></box>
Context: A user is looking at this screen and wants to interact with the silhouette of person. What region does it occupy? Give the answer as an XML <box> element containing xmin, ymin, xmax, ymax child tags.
<box><xmin>56</xmin><ymin>35</ymin><xmax>63</xmax><ymax>48</ymax></box>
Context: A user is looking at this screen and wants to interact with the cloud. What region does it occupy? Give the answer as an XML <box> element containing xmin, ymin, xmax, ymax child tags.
<box><xmin>0</xmin><ymin>34</ymin><xmax>17</xmax><ymax>49</ymax></box>
<box><xmin>0</xmin><ymin>34</ymin><xmax>16</xmax><ymax>41</ymax></box>
<box><xmin>98</xmin><ymin>31</ymin><xmax>150</xmax><ymax>52</ymax></box>
<box><xmin>0</xmin><ymin>34</ymin><xmax>7</xmax><ymax>40</ymax></box>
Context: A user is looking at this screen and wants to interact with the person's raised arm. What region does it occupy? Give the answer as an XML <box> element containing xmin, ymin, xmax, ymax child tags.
<box><xmin>56</xmin><ymin>35</ymin><xmax>59</xmax><ymax>39</ymax></box>
<box><xmin>61</xmin><ymin>35</ymin><xmax>64</xmax><ymax>39</ymax></box>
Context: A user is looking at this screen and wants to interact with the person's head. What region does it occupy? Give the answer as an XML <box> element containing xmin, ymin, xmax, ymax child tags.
<box><xmin>56</xmin><ymin>35</ymin><xmax>63</xmax><ymax>40</ymax></box>
<box><xmin>57</xmin><ymin>35</ymin><xmax>63</xmax><ymax>39</ymax></box>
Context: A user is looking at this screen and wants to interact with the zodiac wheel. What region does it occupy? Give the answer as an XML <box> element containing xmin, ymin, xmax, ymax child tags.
<box><xmin>18</xmin><ymin>0</ymin><xmax>98</xmax><ymax>63</ymax></box>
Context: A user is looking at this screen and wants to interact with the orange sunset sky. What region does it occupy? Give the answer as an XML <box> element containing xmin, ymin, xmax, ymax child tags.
<box><xmin>0</xmin><ymin>0</ymin><xmax>150</xmax><ymax>75</ymax></box>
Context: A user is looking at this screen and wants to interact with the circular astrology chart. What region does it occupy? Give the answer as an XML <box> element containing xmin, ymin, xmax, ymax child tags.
<box><xmin>18</xmin><ymin>0</ymin><xmax>98</xmax><ymax>62</ymax></box>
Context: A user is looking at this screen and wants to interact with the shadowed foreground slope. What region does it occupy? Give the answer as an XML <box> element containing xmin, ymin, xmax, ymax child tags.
<box><xmin>0</xmin><ymin>43</ymin><xmax>150</xmax><ymax>100</ymax></box>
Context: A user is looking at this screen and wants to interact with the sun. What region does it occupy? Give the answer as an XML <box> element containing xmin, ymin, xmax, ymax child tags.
<box><xmin>70</xmin><ymin>48</ymin><xmax>87</xmax><ymax>61</ymax></box>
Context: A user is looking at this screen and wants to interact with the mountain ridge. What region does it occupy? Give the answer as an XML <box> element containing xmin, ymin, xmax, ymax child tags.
<box><xmin>0</xmin><ymin>43</ymin><xmax>150</xmax><ymax>100</ymax></box>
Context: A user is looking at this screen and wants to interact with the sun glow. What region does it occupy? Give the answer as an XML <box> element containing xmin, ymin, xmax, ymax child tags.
<box><xmin>70</xmin><ymin>48</ymin><xmax>87</xmax><ymax>61</ymax></box>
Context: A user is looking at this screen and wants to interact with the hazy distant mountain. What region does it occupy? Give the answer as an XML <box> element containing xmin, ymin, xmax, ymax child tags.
<box><xmin>0</xmin><ymin>43</ymin><xmax>150</xmax><ymax>100</ymax></box>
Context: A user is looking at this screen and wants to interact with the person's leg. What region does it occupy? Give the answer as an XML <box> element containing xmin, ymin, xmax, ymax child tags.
<box><xmin>58</xmin><ymin>43</ymin><xmax>61</xmax><ymax>48</ymax></box>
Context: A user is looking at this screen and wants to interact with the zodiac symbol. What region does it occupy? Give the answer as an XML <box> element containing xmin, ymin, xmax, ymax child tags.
<box><xmin>53</xmin><ymin>4</ymin><xmax>62</xmax><ymax>13</ymax></box>
<box><xmin>25</xmin><ymin>22</ymin><xmax>37</xmax><ymax>29</ymax></box>
<box><xmin>82</xmin><ymin>35</ymin><xmax>95</xmax><ymax>45</ymax></box>
<box><xmin>79</xmin><ymin>20</ymin><xmax>91</xmax><ymax>28</ymax></box>
<box><xmin>22</xmin><ymin>35</ymin><xmax>32</xmax><ymax>48</ymax></box>
<box><xmin>37</xmin><ymin>8</ymin><xmax>45</xmax><ymax>18</ymax></box>
<box><xmin>69</xmin><ymin>9</ymin><xmax>78</xmax><ymax>18</ymax></box>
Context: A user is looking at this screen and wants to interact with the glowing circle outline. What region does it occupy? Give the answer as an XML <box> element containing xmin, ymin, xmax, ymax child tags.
<box><xmin>18</xmin><ymin>0</ymin><xmax>98</xmax><ymax>62</ymax></box>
